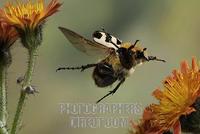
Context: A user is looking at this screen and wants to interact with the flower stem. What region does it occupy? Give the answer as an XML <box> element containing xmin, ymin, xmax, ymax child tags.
<box><xmin>0</xmin><ymin>64</ymin><xmax>8</xmax><ymax>134</ymax></box>
<box><xmin>10</xmin><ymin>48</ymin><xmax>37</xmax><ymax>134</ymax></box>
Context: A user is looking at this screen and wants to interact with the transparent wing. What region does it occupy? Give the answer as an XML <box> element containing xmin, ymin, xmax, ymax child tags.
<box><xmin>59</xmin><ymin>27</ymin><xmax>110</xmax><ymax>57</ymax></box>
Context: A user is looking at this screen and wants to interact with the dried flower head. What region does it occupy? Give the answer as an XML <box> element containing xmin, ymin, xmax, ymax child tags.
<box><xmin>0</xmin><ymin>0</ymin><xmax>61</xmax><ymax>30</ymax></box>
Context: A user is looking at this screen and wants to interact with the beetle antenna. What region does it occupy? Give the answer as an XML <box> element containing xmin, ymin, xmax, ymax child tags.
<box><xmin>128</xmin><ymin>40</ymin><xmax>140</xmax><ymax>50</ymax></box>
<box><xmin>56</xmin><ymin>63</ymin><xmax>97</xmax><ymax>72</ymax></box>
<box><xmin>143</xmin><ymin>48</ymin><xmax>147</xmax><ymax>51</ymax></box>
<box><xmin>148</xmin><ymin>56</ymin><xmax>166</xmax><ymax>62</ymax></box>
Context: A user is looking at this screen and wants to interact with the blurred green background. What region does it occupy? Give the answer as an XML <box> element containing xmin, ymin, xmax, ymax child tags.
<box><xmin>1</xmin><ymin>0</ymin><xmax>200</xmax><ymax>134</ymax></box>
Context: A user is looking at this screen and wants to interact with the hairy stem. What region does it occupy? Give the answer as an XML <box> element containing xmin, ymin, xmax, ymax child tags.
<box><xmin>0</xmin><ymin>64</ymin><xmax>8</xmax><ymax>134</ymax></box>
<box><xmin>10</xmin><ymin>48</ymin><xmax>37</xmax><ymax>134</ymax></box>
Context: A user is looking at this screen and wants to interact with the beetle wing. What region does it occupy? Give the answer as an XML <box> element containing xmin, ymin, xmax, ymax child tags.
<box><xmin>59</xmin><ymin>27</ymin><xmax>111</xmax><ymax>57</ymax></box>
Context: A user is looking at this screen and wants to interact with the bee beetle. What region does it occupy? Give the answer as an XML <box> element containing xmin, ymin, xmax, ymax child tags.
<box><xmin>57</xmin><ymin>27</ymin><xmax>165</xmax><ymax>103</ymax></box>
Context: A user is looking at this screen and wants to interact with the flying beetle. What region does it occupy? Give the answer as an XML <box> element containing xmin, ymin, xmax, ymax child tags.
<box><xmin>57</xmin><ymin>27</ymin><xmax>165</xmax><ymax>103</ymax></box>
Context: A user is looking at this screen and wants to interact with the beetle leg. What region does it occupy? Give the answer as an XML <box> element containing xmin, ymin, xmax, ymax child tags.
<box><xmin>96</xmin><ymin>77</ymin><xmax>125</xmax><ymax>103</ymax></box>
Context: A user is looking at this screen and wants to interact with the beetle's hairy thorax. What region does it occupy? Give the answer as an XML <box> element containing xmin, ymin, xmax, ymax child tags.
<box><xmin>101</xmin><ymin>51</ymin><xmax>133</xmax><ymax>78</ymax></box>
<box><xmin>101</xmin><ymin>42</ymin><xmax>147</xmax><ymax>78</ymax></box>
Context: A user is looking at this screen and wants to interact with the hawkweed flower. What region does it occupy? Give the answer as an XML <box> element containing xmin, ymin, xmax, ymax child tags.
<box><xmin>0</xmin><ymin>0</ymin><xmax>61</xmax><ymax>50</ymax></box>
<box><xmin>130</xmin><ymin>57</ymin><xmax>200</xmax><ymax>134</ymax></box>
<box><xmin>148</xmin><ymin>57</ymin><xmax>200</xmax><ymax>133</ymax></box>
<box><xmin>0</xmin><ymin>20</ymin><xmax>18</xmax><ymax>134</ymax></box>
<box><xmin>0</xmin><ymin>1</ymin><xmax>61</xmax><ymax>134</ymax></box>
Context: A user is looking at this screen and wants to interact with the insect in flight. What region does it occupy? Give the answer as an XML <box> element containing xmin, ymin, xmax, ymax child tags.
<box><xmin>57</xmin><ymin>27</ymin><xmax>166</xmax><ymax>103</ymax></box>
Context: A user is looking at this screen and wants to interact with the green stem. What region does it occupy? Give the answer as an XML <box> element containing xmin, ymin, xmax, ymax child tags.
<box><xmin>10</xmin><ymin>48</ymin><xmax>37</xmax><ymax>134</ymax></box>
<box><xmin>0</xmin><ymin>64</ymin><xmax>8</xmax><ymax>134</ymax></box>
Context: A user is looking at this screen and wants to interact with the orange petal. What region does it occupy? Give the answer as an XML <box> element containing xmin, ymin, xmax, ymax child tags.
<box><xmin>143</xmin><ymin>107</ymin><xmax>153</xmax><ymax>120</ymax></box>
<box><xmin>152</xmin><ymin>89</ymin><xmax>163</xmax><ymax>100</ymax></box>
<box><xmin>192</xmin><ymin>57</ymin><xmax>198</xmax><ymax>72</ymax></box>
<box><xmin>173</xmin><ymin>121</ymin><xmax>181</xmax><ymax>134</ymax></box>
<box><xmin>180</xmin><ymin>60</ymin><xmax>189</xmax><ymax>74</ymax></box>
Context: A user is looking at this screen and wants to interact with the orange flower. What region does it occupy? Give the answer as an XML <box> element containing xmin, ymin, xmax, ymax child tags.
<box><xmin>0</xmin><ymin>0</ymin><xmax>61</xmax><ymax>30</ymax></box>
<box><xmin>149</xmin><ymin>57</ymin><xmax>200</xmax><ymax>133</ymax></box>
<box><xmin>0</xmin><ymin>19</ymin><xmax>18</xmax><ymax>48</ymax></box>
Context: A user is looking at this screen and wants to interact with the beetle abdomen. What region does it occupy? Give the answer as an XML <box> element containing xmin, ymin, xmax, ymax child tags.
<box><xmin>93</xmin><ymin>63</ymin><xmax>117</xmax><ymax>87</ymax></box>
